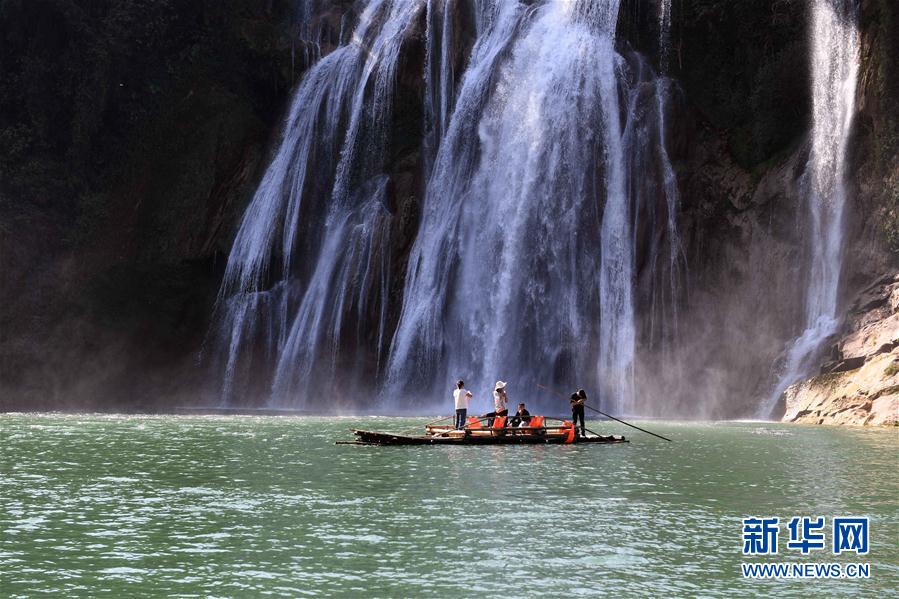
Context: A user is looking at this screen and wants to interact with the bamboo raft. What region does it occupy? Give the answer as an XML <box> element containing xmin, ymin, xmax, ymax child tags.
<box><xmin>338</xmin><ymin>415</ymin><xmax>628</xmax><ymax>446</ymax></box>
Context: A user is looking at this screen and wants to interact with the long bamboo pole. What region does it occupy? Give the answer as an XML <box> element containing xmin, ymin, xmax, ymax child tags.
<box><xmin>425</xmin><ymin>414</ymin><xmax>455</xmax><ymax>426</ymax></box>
<box><xmin>536</xmin><ymin>384</ymin><xmax>673</xmax><ymax>442</ymax></box>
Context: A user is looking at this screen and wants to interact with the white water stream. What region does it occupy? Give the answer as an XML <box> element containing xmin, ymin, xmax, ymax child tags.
<box><xmin>761</xmin><ymin>0</ymin><xmax>859</xmax><ymax>417</ymax></box>
<box><xmin>212</xmin><ymin>0</ymin><xmax>684</xmax><ymax>413</ymax></box>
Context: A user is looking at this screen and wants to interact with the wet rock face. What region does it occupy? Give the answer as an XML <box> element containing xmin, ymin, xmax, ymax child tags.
<box><xmin>783</xmin><ymin>275</ymin><xmax>899</xmax><ymax>426</ymax></box>
<box><xmin>619</xmin><ymin>0</ymin><xmax>812</xmax><ymax>167</ymax></box>
<box><xmin>0</xmin><ymin>0</ymin><xmax>325</xmax><ymax>409</ymax></box>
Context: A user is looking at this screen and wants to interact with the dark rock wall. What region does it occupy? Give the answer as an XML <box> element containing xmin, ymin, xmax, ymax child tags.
<box><xmin>0</xmin><ymin>0</ymin><xmax>331</xmax><ymax>409</ymax></box>
<box><xmin>849</xmin><ymin>0</ymin><xmax>899</xmax><ymax>277</ymax></box>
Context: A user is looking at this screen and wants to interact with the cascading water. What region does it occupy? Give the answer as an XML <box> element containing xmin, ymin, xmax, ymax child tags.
<box><xmin>622</xmin><ymin>55</ymin><xmax>686</xmax><ymax>415</ymax></box>
<box><xmin>295</xmin><ymin>0</ymin><xmax>321</xmax><ymax>67</ymax></box>
<box><xmin>210</xmin><ymin>0</ymin><xmax>425</xmax><ymax>405</ymax></box>
<box><xmin>212</xmin><ymin>0</ymin><xmax>685</xmax><ymax>413</ymax></box>
<box><xmin>625</xmin><ymin>3</ymin><xmax>685</xmax><ymax>417</ymax></box>
<box><xmin>760</xmin><ymin>0</ymin><xmax>859</xmax><ymax>418</ymax></box>
<box><xmin>657</xmin><ymin>0</ymin><xmax>672</xmax><ymax>72</ymax></box>
<box><xmin>389</xmin><ymin>0</ymin><xmax>683</xmax><ymax>415</ymax></box>
<box><xmin>423</xmin><ymin>0</ymin><xmax>456</xmax><ymax>175</ymax></box>
<box><xmin>387</xmin><ymin>0</ymin><xmax>643</xmax><ymax>413</ymax></box>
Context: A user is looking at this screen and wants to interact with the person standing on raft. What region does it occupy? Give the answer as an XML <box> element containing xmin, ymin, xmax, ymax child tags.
<box><xmin>485</xmin><ymin>381</ymin><xmax>509</xmax><ymax>427</ymax></box>
<box><xmin>570</xmin><ymin>389</ymin><xmax>587</xmax><ymax>438</ymax></box>
<box><xmin>453</xmin><ymin>380</ymin><xmax>473</xmax><ymax>430</ymax></box>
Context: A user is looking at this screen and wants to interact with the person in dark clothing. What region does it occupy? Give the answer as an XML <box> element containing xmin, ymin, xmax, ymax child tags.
<box><xmin>570</xmin><ymin>390</ymin><xmax>587</xmax><ymax>438</ymax></box>
<box><xmin>509</xmin><ymin>403</ymin><xmax>531</xmax><ymax>427</ymax></box>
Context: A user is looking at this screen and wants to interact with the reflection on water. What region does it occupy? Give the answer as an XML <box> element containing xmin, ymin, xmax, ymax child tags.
<box><xmin>1</xmin><ymin>415</ymin><xmax>896</xmax><ymax>597</ymax></box>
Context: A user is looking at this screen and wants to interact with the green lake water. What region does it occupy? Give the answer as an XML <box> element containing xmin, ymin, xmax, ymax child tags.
<box><xmin>1</xmin><ymin>414</ymin><xmax>896</xmax><ymax>597</ymax></box>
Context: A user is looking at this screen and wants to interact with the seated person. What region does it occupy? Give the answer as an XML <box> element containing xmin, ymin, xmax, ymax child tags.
<box><xmin>508</xmin><ymin>403</ymin><xmax>531</xmax><ymax>428</ymax></box>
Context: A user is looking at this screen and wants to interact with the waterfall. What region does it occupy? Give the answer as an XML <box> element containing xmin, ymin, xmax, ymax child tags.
<box><xmin>622</xmin><ymin>52</ymin><xmax>686</xmax><ymax>415</ymax></box>
<box><xmin>613</xmin><ymin>0</ymin><xmax>684</xmax><ymax>415</ymax></box>
<box><xmin>212</xmin><ymin>0</ymin><xmax>685</xmax><ymax>413</ymax></box>
<box><xmin>760</xmin><ymin>0</ymin><xmax>859</xmax><ymax>418</ymax></box>
<box><xmin>423</xmin><ymin>0</ymin><xmax>457</xmax><ymax>176</ymax></box>
<box><xmin>387</xmin><ymin>0</ymin><xmax>635</xmax><ymax>411</ymax></box>
<box><xmin>658</xmin><ymin>0</ymin><xmax>672</xmax><ymax>72</ymax></box>
<box><xmin>210</xmin><ymin>0</ymin><xmax>426</xmax><ymax>405</ymax></box>
<box><xmin>641</xmin><ymin>0</ymin><xmax>684</xmax><ymax>347</ymax></box>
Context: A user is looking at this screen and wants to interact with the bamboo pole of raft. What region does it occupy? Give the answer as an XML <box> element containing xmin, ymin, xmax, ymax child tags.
<box><xmin>426</xmin><ymin>414</ymin><xmax>491</xmax><ymax>434</ymax></box>
<box><xmin>536</xmin><ymin>384</ymin><xmax>673</xmax><ymax>442</ymax></box>
<box><xmin>430</xmin><ymin>419</ymin><xmax>493</xmax><ymax>436</ymax></box>
<box><xmin>397</xmin><ymin>414</ymin><xmax>454</xmax><ymax>437</ymax></box>
<box><xmin>425</xmin><ymin>414</ymin><xmax>455</xmax><ymax>427</ymax></box>
<box><xmin>426</xmin><ymin>416</ymin><xmax>615</xmax><ymax>437</ymax></box>
<box><xmin>429</xmin><ymin>425</ymin><xmax>577</xmax><ymax>434</ymax></box>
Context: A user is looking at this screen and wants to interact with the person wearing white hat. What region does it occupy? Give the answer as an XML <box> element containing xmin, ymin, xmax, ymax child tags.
<box><xmin>486</xmin><ymin>381</ymin><xmax>509</xmax><ymax>427</ymax></box>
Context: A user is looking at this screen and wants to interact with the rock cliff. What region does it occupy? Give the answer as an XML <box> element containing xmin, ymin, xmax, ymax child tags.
<box><xmin>784</xmin><ymin>274</ymin><xmax>899</xmax><ymax>425</ymax></box>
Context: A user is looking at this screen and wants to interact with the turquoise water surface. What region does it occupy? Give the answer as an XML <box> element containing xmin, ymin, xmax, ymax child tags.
<box><xmin>1</xmin><ymin>414</ymin><xmax>896</xmax><ymax>597</ymax></box>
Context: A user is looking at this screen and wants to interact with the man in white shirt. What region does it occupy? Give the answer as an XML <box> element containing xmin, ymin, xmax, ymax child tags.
<box><xmin>453</xmin><ymin>380</ymin><xmax>473</xmax><ymax>429</ymax></box>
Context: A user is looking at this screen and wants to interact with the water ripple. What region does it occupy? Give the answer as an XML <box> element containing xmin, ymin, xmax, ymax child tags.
<box><xmin>1</xmin><ymin>414</ymin><xmax>896</xmax><ymax>597</ymax></box>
